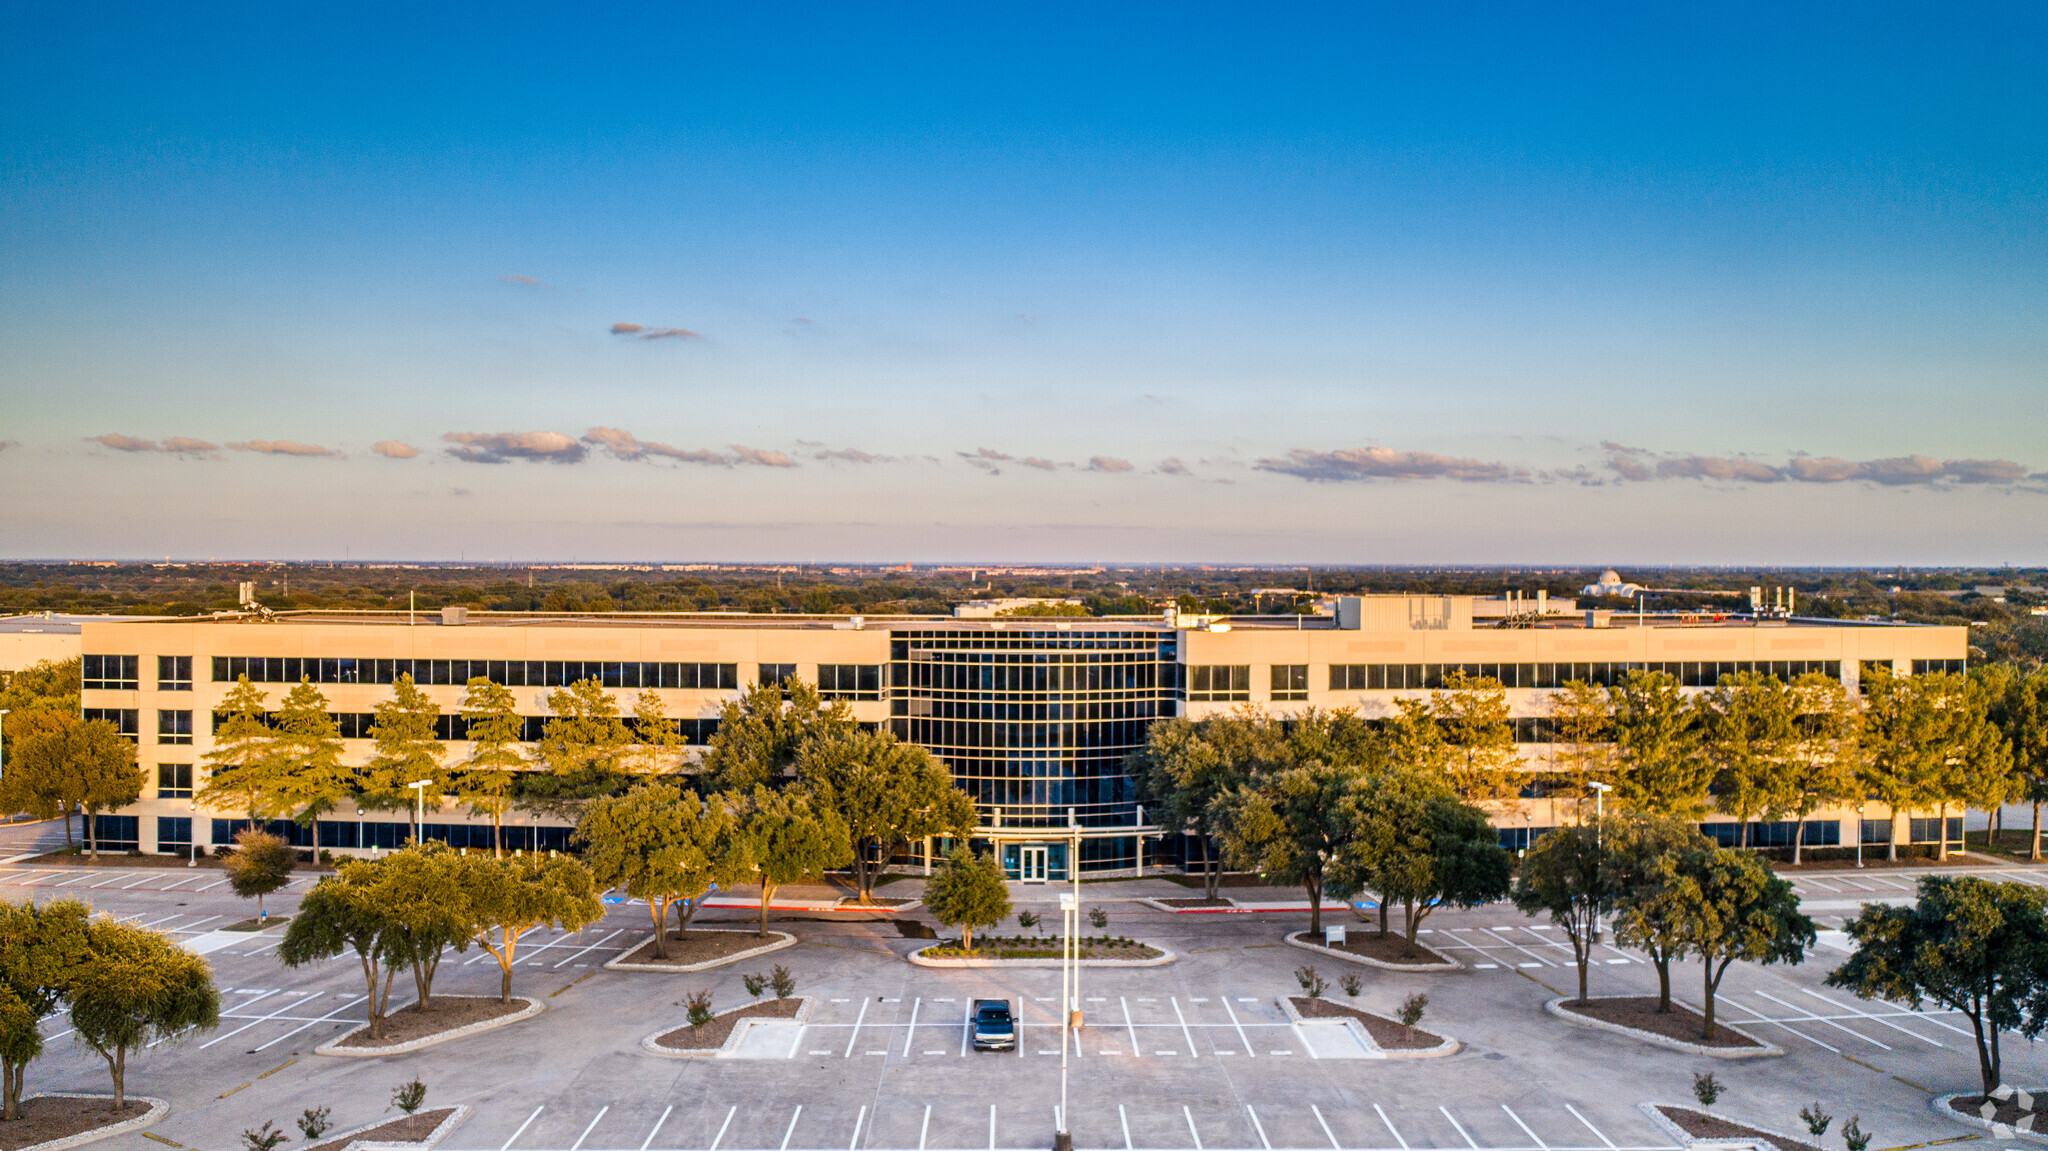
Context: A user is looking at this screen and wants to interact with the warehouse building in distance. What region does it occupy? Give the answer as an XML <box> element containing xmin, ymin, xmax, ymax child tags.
<box><xmin>78</xmin><ymin>594</ymin><xmax>1968</xmax><ymax>878</ymax></box>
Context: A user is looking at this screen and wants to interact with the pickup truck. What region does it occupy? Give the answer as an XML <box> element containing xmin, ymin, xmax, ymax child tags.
<box><xmin>971</xmin><ymin>998</ymin><xmax>1015</xmax><ymax>1051</ymax></box>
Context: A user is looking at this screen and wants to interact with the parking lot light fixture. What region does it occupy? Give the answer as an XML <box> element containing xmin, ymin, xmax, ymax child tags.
<box><xmin>408</xmin><ymin>779</ymin><xmax>432</xmax><ymax>845</ymax></box>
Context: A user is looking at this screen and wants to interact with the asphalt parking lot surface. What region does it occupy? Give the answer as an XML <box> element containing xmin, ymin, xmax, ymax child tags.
<box><xmin>6</xmin><ymin>848</ymin><xmax>2045</xmax><ymax>1151</ymax></box>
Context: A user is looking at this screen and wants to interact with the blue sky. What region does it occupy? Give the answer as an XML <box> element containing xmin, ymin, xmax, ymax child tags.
<box><xmin>3</xmin><ymin>3</ymin><xmax>2044</xmax><ymax>563</ymax></box>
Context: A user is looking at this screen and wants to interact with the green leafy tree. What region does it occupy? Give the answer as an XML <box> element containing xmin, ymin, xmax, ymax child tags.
<box><xmin>1699</xmin><ymin>672</ymin><xmax>1796</xmax><ymax>847</ymax></box>
<box><xmin>1129</xmin><ymin>709</ymin><xmax>1281</xmax><ymax>901</ymax></box>
<box><xmin>0</xmin><ymin>657</ymin><xmax>80</xmax><ymax>722</ymax></box>
<box><xmin>69</xmin><ymin>917</ymin><xmax>221</xmax><ymax>1108</ymax></box>
<box><xmin>1608</xmin><ymin>814</ymin><xmax>1717</xmax><ymax>1012</ymax></box>
<box><xmin>0</xmin><ymin>898</ymin><xmax>91</xmax><ymax>1119</ymax></box>
<box><xmin>576</xmin><ymin>783</ymin><xmax>751</xmax><ymax>956</ymax></box>
<box><xmin>368</xmin><ymin>843</ymin><xmax>473</xmax><ymax>1012</ymax></box>
<box><xmin>924</xmin><ymin>846</ymin><xmax>1011</xmax><ymax>952</ymax></box>
<box><xmin>0</xmin><ymin>712</ymin><xmax>82</xmax><ymax>842</ymax></box>
<box><xmin>527</xmin><ymin>677</ymin><xmax>634</xmax><ymax>819</ymax></box>
<box><xmin>628</xmin><ymin>690</ymin><xmax>688</xmax><ymax>776</ymax></box>
<box><xmin>700</xmin><ymin>677</ymin><xmax>859</xmax><ymax>792</ymax></box>
<box><xmin>456</xmin><ymin>677</ymin><xmax>527</xmax><ymax>856</ymax></box>
<box><xmin>1210</xmin><ymin>758</ymin><xmax>1375</xmax><ymax>935</ymax></box>
<box><xmin>1384</xmin><ymin>697</ymin><xmax>1450</xmax><ymax>781</ymax></box>
<box><xmin>739</xmin><ymin>786</ymin><xmax>853</xmax><ymax>937</ymax></box>
<box><xmin>1784</xmin><ymin>673</ymin><xmax>1861</xmax><ymax>865</ymax></box>
<box><xmin>1609</xmin><ymin>671</ymin><xmax>1710</xmax><ymax>816</ymax></box>
<box><xmin>363</xmin><ymin>674</ymin><xmax>450</xmax><ymax>813</ymax></box>
<box><xmin>1826</xmin><ymin>875</ymin><xmax>2048</xmax><ymax>1098</ymax></box>
<box><xmin>1863</xmin><ymin>669</ymin><xmax>2011</xmax><ymax>861</ymax></box>
<box><xmin>1511</xmin><ymin>821</ymin><xmax>1616</xmax><ymax>1003</ymax></box>
<box><xmin>797</xmin><ymin>728</ymin><xmax>977</xmax><ymax>902</ymax></box>
<box><xmin>269</xmin><ymin>680</ymin><xmax>350</xmax><ymax>852</ymax></box>
<box><xmin>1546</xmin><ymin>680</ymin><xmax>1614</xmax><ymax>816</ymax></box>
<box><xmin>198</xmin><ymin>676</ymin><xmax>279</xmax><ymax>822</ymax></box>
<box><xmin>1432</xmin><ymin>672</ymin><xmax>1523</xmax><ymax>803</ymax></box>
<box><xmin>1991</xmin><ymin>668</ymin><xmax>2048</xmax><ymax>860</ymax></box>
<box><xmin>1669</xmin><ymin>846</ymin><xmax>1815</xmax><ymax>1038</ymax></box>
<box><xmin>223</xmin><ymin>828</ymin><xmax>295</xmax><ymax>922</ymax></box>
<box><xmin>1957</xmin><ymin>667</ymin><xmax>2020</xmax><ymax>853</ymax></box>
<box><xmin>280</xmin><ymin>864</ymin><xmax>408</xmax><ymax>1039</ymax></box>
<box><xmin>461</xmin><ymin>852</ymin><xmax>604</xmax><ymax>1003</ymax></box>
<box><xmin>4</xmin><ymin>717</ymin><xmax>143</xmax><ymax>859</ymax></box>
<box><xmin>1372</xmin><ymin>792</ymin><xmax>1511</xmax><ymax>956</ymax></box>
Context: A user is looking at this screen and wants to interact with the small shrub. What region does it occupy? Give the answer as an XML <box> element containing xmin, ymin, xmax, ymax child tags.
<box><xmin>1398</xmin><ymin>992</ymin><xmax>1428</xmax><ymax>1037</ymax></box>
<box><xmin>1799</xmin><ymin>1104</ymin><xmax>1832</xmax><ymax>1138</ymax></box>
<box><xmin>1842</xmin><ymin>1117</ymin><xmax>1869</xmax><ymax>1151</ymax></box>
<box><xmin>1088</xmin><ymin>906</ymin><xmax>1108</xmax><ymax>929</ymax></box>
<box><xmin>742</xmin><ymin>972</ymin><xmax>767</xmax><ymax>999</ymax></box>
<box><xmin>299</xmin><ymin>1106</ymin><xmax>332</xmax><ymax>1140</ymax></box>
<box><xmin>1693</xmin><ymin>1071</ymin><xmax>1722</xmax><ymax>1110</ymax></box>
<box><xmin>1295</xmin><ymin>964</ymin><xmax>1328</xmax><ymax>999</ymax></box>
<box><xmin>769</xmin><ymin>964</ymin><xmax>796</xmax><ymax>999</ymax></box>
<box><xmin>1339</xmin><ymin>973</ymin><xmax>1363</xmax><ymax>999</ymax></box>
<box><xmin>686</xmin><ymin>989</ymin><xmax>715</xmax><ymax>1029</ymax></box>
<box><xmin>393</xmin><ymin>1078</ymin><xmax>427</xmax><ymax>1116</ymax></box>
<box><xmin>242</xmin><ymin>1122</ymin><xmax>288</xmax><ymax>1151</ymax></box>
<box><xmin>1017</xmin><ymin>910</ymin><xmax>1040</xmax><ymax>930</ymax></box>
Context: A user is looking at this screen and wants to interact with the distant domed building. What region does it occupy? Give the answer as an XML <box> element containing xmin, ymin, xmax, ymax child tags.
<box><xmin>1580</xmin><ymin>569</ymin><xmax>1645</xmax><ymax>598</ymax></box>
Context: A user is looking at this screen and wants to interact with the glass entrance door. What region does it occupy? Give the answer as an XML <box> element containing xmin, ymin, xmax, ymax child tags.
<box><xmin>1020</xmin><ymin>845</ymin><xmax>1048</xmax><ymax>883</ymax></box>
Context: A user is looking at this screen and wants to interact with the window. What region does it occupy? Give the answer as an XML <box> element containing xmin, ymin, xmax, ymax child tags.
<box><xmin>156</xmin><ymin>709</ymin><xmax>193</xmax><ymax>745</ymax></box>
<box><xmin>157</xmin><ymin>816</ymin><xmax>192</xmax><ymax>850</ymax></box>
<box><xmin>818</xmin><ymin>664</ymin><xmax>882</xmax><ymax>700</ymax></box>
<box><xmin>1860</xmin><ymin>819</ymin><xmax>1892</xmax><ymax>844</ymax></box>
<box><xmin>157</xmin><ymin>763</ymin><xmax>193</xmax><ymax>798</ymax></box>
<box><xmin>1187</xmin><ymin>665</ymin><xmax>1250</xmax><ymax>702</ymax></box>
<box><xmin>157</xmin><ymin>656</ymin><xmax>192</xmax><ymax>691</ymax></box>
<box><xmin>210</xmin><ymin>657</ymin><xmax>738</xmax><ymax>689</ymax></box>
<box><xmin>89</xmin><ymin>815</ymin><xmax>138</xmax><ymax>851</ymax></box>
<box><xmin>1498</xmin><ymin>826</ymin><xmax>1553</xmax><ymax>851</ymax></box>
<box><xmin>1270</xmin><ymin>665</ymin><xmax>1307</xmax><ymax>702</ymax></box>
<box><xmin>1909</xmin><ymin>817</ymin><xmax>1963</xmax><ymax>845</ymax></box>
<box><xmin>760</xmin><ymin>663</ymin><xmax>797</xmax><ymax>687</ymax></box>
<box><xmin>1912</xmin><ymin>659</ymin><xmax>1967</xmax><ymax>676</ymax></box>
<box><xmin>83</xmin><ymin>708</ymin><xmax>138</xmax><ymax>741</ymax></box>
<box><xmin>83</xmin><ymin>655</ymin><xmax>138</xmax><ymax>690</ymax></box>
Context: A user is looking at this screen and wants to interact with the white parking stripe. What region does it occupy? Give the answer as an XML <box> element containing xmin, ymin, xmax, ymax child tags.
<box><xmin>1218</xmin><ymin>992</ymin><xmax>1255</xmax><ymax>1055</ymax></box>
<box><xmin>1171</xmin><ymin>997</ymin><xmax>1200</xmax><ymax>1057</ymax></box>
<box><xmin>843</xmin><ymin>997</ymin><xmax>869</xmax><ymax>1058</ymax></box>
<box><xmin>568</xmin><ymin>1106</ymin><xmax>606</xmax><ymax>1151</ymax></box>
<box><xmin>1312</xmin><ymin>1105</ymin><xmax>1340</xmax><ymax>1151</ymax></box>
<box><xmin>1372</xmin><ymin>1104</ymin><xmax>1408</xmax><ymax>1151</ymax></box>
<box><xmin>1441</xmin><ymin>1107</ymin><xmax>1480</xmax><ymax>1149</ymax></box>
<box><xmin>706</xmin><ymin>1107</ymin><xmax>731</xmax><ymax>1151</ymax></box>
<box><xmin>640</xmin><ymin>1106</ymin><xmax>673</xmax><ymax>1151</ymax></box>
<box><xmin>1753</xmin><ymin>991</ymin><xmax>1890</xmax><ymax>1049</ymax></box>
<box><xmin>902</xmin><ymin>996</ymin><xmax>920</xmax><ymax>1057</ymax></box>
<box><xmin>1503</xmin><ymin>1105</ymin><xmax>1549</xmax><ymax>1149</ymax></box>
<box><xmin>1245</xmin><ymin>1105</ymin><xmax>1272</xmax><ymax>1150</ymax></box>
<box><xmin>501</xmin><ymin>1106</ymin><xmax>544</xmax><ymax>1151</ymax></box>
<box><xmin>1796</xmin><ymin>989</ymin><xmax>1944</xmax><ymax>1046</ymax></box>
<box><xmin>253</xmin><ymin>994</ymin><xmax>367</xmax><ymax>1051</ymax></box>
<box><xmin>200</xmin><ymin>991</ymin><xmax>313</xmax><ymax>1048</ymax></box>
<box><xmin>1182</xmin><ymin>1106</ymin><xmax>1203</xmax><ymax>1151</ymax></box>
<box><xmin>1564</xmin><ymin>1104</ymin><xmax>1616</xmax><ymax>1150</ymax></box>
<box><xmin>1121</xmin><ymin>996</ymin><xmax>1141</xmax><ymax>1057</ymax></box>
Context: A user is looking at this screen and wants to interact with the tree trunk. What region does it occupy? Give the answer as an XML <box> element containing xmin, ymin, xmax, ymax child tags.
<box><xmin>4</xmin><ymin>1059</ymin><xmax>23</xmax><ymax>1120</ymax></box>
<box><xmin>107</xmin><ymin>1048</ymin><xmax>125</xmax><ymax>1110</ymax></box>
<box><xmin>1305</xmin><ymin>876</ymin><xmax>1322</xmax><ymax>935</ymax></box>
<box><xmin>650</xmin><ymin>900</ymin><xmax>669</xmax><ymax>959</ymax></box>
<box><xmin>500</xmin><ymin>953</ymin><xmax>515</xmax><ymax>1004</ymax></box>
<box><xmin>1938</xmin><ymin>802</ymin><xmax>1950</xmax><ymax>860</ymax></box>
<box><xmin>1653</xmin><ymin>954</ymin><xmax>1672</xmax><ymax>1012</ymax></box>
<box><xmin>1403</xmin><ymin>900</ymin><xmax>1422</xmax><ymax>959</ymax></box>
<box><xmin>677</xmin><ymin>895</ymin><xmax>697</xmax><ymax>940</ymax></box>
<box><xmin>758</xmin><ymin>883</ymin><xmax>776</xmax><ymax>938</ymax></box>
<box><xmin>1376</xmin><ymin>894</ymin><xmax>1390</xmax><ymax>938</ymax></box>
<box><xmin>493</xmin><ymin>811</ymin><xmax>503</xmax><ymax>859</ymax></box>
<box><xmin>852</xmin><ymin>844</ymin><xmax>871</xmax><ymax>903</ymax></box>
<box><xmin>1699</xmin><ymin>959</ymin><xmax>1717</xmax><ymax>1040</ymax></box>
<box><xmin>86</xmin><ymin>809</ymin><xmax>98</xmax><ymax>860</ymax></box>
<box><xmin>1740</xmin><ymin>816</ymin><xmax>1750</xmax><ymax>849</ymax></box>
<box><xmin>1968</xmin><ymin>1008</ymin><xmax>2000</xmax><ymax>1097</ymax></box>
<box><xmin>414</xmin><ymin>958</ymin><xmax>432</xmax><ymax>1012</ymax></box>
<box><xmin>1791</xmin><ymin>818</ymin><xmax>1804</xmax><ymax>865</ymax></box>
<box><xmin>962</xmin><ymin>923</ymin><xmax>972</xmax><ymax>952</ymax></box>
<box><xmin>2032</xmin><ymin>800</ymin><xmax>2042</xmax><ymax>862</ymax></box>
<box><xmin>63</xmin><ymin>808</ymin><xmax>74</xmax><ymax>848</ymax></box>
<box><xmin>1887</xmin><ymin>804</ymin><xmax>1898</xmax><ymax>861</ymax></box>
<box><xmin>1575</xmin><ymin>936</ymin><xmax>1590</xmax><ymax>1005</ymax></box>
<box><xmin>1202</xmin><ymin>833</ymin><xmax>1219</xmax><ymax>902</ymax></box>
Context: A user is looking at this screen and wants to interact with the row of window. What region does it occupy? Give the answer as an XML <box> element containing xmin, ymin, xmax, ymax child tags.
<box><xmin>81</xmin><ymin>655</ymin><xmax>193</xmax><ymax>691</ymax></box>
<box><xmin>1503</xmin><ymin>816</ymin><xmax>1963</xmax><ymax>853</ymax></box>
<box><xmin>210</xmin><ymin>712</ymin><xmax>726</xmax><ymax>743</ymax></box>
<box><xmin>207</xmin><ymin>657</ymin><xmax>742</xmax><ymax>689</ymax></box>
<box><xmin>1328</xmin><ymin>661</ymin><xmax>1847</xmax><ymax>691</ymax></box>
<box><xmin>890</xmin><ymin>632</ymin><xmax>1164</xmax><ymax>652</ymax></box>
<box><xmin>1186</xmin><ymin>664</ymin><xmax>1253</xmax><ymax>702</ymax></box>
<box><xmin>899</xmin><ymin>662</ymin><xmax>1162</xmax><ymax>693</ymax></box>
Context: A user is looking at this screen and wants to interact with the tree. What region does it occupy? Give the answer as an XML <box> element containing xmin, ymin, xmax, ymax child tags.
<box><xmin>738</xmin><ymin>786</ymin><xmax>853</xmax><ymax>937</ymax></box>
<box><xmin>0</xmin><ymin>898</ymin><xmax>91</xmax><ymax>1120</ymax></box>
<box><xmin>1512</xmin><ymin>821</ymin><xmax>1616</xmax><ymax>1004</ymax></box>
<box><xmin>1432</xmin><ymin>672</ymin><xmax>1524</xmax><ymax>803</ymax></box>
<box><xmin>0</xmin><ymin>712</ymin><xmax>81</xmax><ymax>841</ymax></box>
<box><xmin>280</xmin><ymin>864</ymin><xmax>408</xmax><ymax>1040</ymax></box>
<box><xmin>223</xmin><ymin>829</ymin><xmax>295</xmax><ymax>922</ymax></box>
<box><xmin>924</xmin><ymin>846</ymin><xmax>1011</xmax><ymax>952</ymax></box>
<box><xmin>700</xmin><ymin>677</ymin><xmax>859</xmax><ymax>792</ymax></box>
<box><xmin>2</xmin><ymin>716</ymin><xmax>143</xmax><ymax>859</ymax></box>
<box><xmin>1372</xmin><ymin>793</ymin><xmax>1510</xmax><ymax>957</ymax></box>
<box><xmin>1957</xmin><ymin>667</ymin><xmax>2020</xmax><ymax>854</ymax></box>
<box><xmin>1827</xmin><ymin>875</ymin><xmax>2048</xmax><ymax>1098</ymax></box>
<box><xmin>1863</xmin><ymin>670</ymin><xmax>2011</xmax><ymax>861</ymax></box>
<box><xmin>1668</xmin><ymin>846</ymin><xmax>1814</xmax><ymax>1039</ymax></box>
<box><xmin>1608</xmin><ymin>814</ymin><xmax>1717</xmax><ymax>1012</ymax></box>
<box><xmin>627</xmin><ymin>690</ymin><xmax>687</xmax><ymax>776</ymax></box>
<box><xmin>1699</xmin><ymin>672</ymin><xmax>1796</xmax><ymax>847</ymax></box>
<box><xmin>1609</xmin><ymin>671</ymin><xmax>1710</xmax><ymax>816</ymax></box>
<box><xmin>461</xmin><ymin>852</ymin><xmax>603</xmax><ymax>1003</ymax></box>
<box><xmin>798</xmin><ymin>728</ymin><xmax>977</xmax><ymax>901</ymax></box>
<box><xmin>1992</xmin><ymin>669</ymin><xmax>2048</xmax><ymax>860</ymax></box>
<box><xmin>1129</xmin><ymin>709</ymin><xmax>1280</xmax><ymax>902</ymax></box>
<box><xmin>527</xmin><ymin>677</ymin><xmax>634</xmax><ymax>819</ymax></box>
<box><xmin>367</xmin><ymin>844</ymin><xmax>473</xmax><ymax>1011</ymax></box>
<box><xmin>69</xmin><ymin>917</ymin><xmax>221</xmax><ymax>1109</ymax></box>
<box><xmin>1783</xmin><ymin>673</ymin><xmax>1860</xmax><ymax>865</ymax></box>
<box><xmin>576</xmin><ymin>783</ymin><xmax>751</xmax><ymax>956</ymax></box>
<box><xmin>198</xmin><ymin>676</ymin><xmax>279</xmax><ymax>822</ymax></box>
<box><xmin>268</xmin><ymin>680</ymin><xmax>350</xmax><ymax>854</ymax></box>
<box><xmin>1547</xmin><ymin>680</ymin><xmax>1614</xmax><ymax>817</ymax></box>
<box><xmin>1210</xmin><ymin>758</ymin><xmax>1375</xmax><ymax>935</ymax></box>
<box><xmin>0</xmin><ymin>659</ymin><xmax>82</xmax><ymax>845</ymax></box>
<box><xmin>363</xmin><ymin>674</ymin><xmax>450</xmax><ymax>814</ymax></box>
<box><xmin>456</xmin><ymin>677</ymin><xmax>527</xmax><ymax>856</ymax></box>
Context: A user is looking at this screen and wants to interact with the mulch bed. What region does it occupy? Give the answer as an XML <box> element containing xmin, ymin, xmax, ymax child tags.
<box><xmin>223</xmin><ymin>916</ymin><xmax>290</xmax><ymax>932</ymax></box>
<box><xmin>615</xmin><ymin>930</ymin><xmax>779</xmax><ymax>967</ymax></box>
<box><xmin>304</xmin><ymin>1107</ymin><xmax>456</xmax><ymax>1151</ymax></box>
<box><xmin>1289</xmin><ymin>996</ymin><xmax>1444</xmax><ymax>1049</ymax></box>
<box><xmin>927</xmin><ymin>937</ymin><xmax>1163</xmax><ymax>960</ymax></box>
<box><xmin>0</xmin><ymin>1097</ymin><xmax>151</xmax><ymax>1151</ymax></box>
<box><xmin>1306</xmin><ymin>931</ymin><xmax>1453</xmax><ymax>966</ymax></box>
<box><xmin>1655</xmin><ymin>1106</ymin><xmax>1822</xmax><ymax>1151</ymax></box>
<box><xmin>1157</xmin><ymin>897</ymin><xmax>1233</xmax><ymax>908</ymax></box>
<box><xmin>1948</xmin><ymin>1094</ymin><xmax>2048</xmax><ymax>1127</ymax></box>
<box><xmin>654</xmin><ymin>997</ymin><xmax>804</xmax><ymax>1050</ymax></box>
<box><xmin>837</xmin><ymin>897</ymin><xmax>916</xmax><ymax>908</ymax></box>
<box><xmin>1558</xmin><ymin>996</ymin><xmax>1763</xmax><ymax>1048</ymax></box>
<box><xmin>336</xmin><ymin>996</ymin><xmax>531</xmax><ymax>1048</ymax></box>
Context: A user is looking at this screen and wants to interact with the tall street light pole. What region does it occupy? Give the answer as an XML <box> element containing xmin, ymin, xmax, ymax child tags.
<box><xmin>1056</xmin><ymin>889</ymin><xmax>1076</xmax><ymax>1151</ymax></box>
<box><xmin>408</xmin><ymin>779</ymin><xmax>432</xmax><ymax>846</ymax></box>
<box><xmin>1588</xmin><ymin>781</ymin><xmax>1612</xmax><ymax>943</ymax></box>
<box><xmin>0</xmin><ymin>709</ymin><xmax>9</xmax><ymax>781</ymax></box>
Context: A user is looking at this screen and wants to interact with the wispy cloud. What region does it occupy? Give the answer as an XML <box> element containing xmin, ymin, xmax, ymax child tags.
<box><xmin>497</xmin><ymin>274</ymin><xmax>549</xmax><ymax>287</ymax></box>
<box><xmin>730</xmin><ymin>445</ymin><xmax>796</xmax><ymax>468</ymax></box>
<box><xmin>228</xmin><ymin>439</ymin><xmax>341</xmax><ymax>458</ymax></box>
<box><xmin>581</xmin><ymin>428</ymin><xmax>795</xmax><ymax>468</ymax></box>
<box><xmin>1086</xmin><ymin>456</ymin><xmax>1135</xmax><ymax>473</ymax></box>
<box><xmin>610</xmin><ymin>322</ymin><xmax>703</xmax><ymax>340</ymax></box>
<box><xmin>372</xmin><ymin>440</ymin><xmax>420</xmax><ymax>459</ymax></box>
<box><xmin>443</xmin><ymin>431</ymin><xmax>588</xmax><ymax>464</ymax></box>
<box><xmin>1607</xmin><ymin>446</ymin><xmax>2034</xmax><ymax>487</ymax></box>
<box><xmin>1654</xmin><ymin>454</ymin><xmax>1782</xmax><ymax>482</ymax></box>
<box><xmin>1156</xmin><ymin>457</ymin><xmax>1191</xmax><ymax>476</ymax></box>
<box><xmin>1255</xmin><ymin>446</ymin><xmax>1524</xmax><ymax>483</ymax></box>
<box><xmin>90</xmin><ymin>434</ymin><xmax>221</xmax><ymax>458</ymax></box>
<box><xmin>813</xmin><ymin>447</ymin><xmax>892</xmax><ymax>464</ymax></box>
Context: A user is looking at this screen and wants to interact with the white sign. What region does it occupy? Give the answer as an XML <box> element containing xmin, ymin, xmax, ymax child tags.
<box><xmin>1324</xmin><ymin>925</ymin><xmax>1346</xmax><ymax>946</ymax></box>
<box><xmin>1059</xmin><ymin>893</ymin><xmax>1077</xmax><ymax>910</ymax></box>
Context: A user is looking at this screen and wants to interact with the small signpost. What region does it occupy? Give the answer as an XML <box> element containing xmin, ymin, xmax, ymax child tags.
<box><xmin>1325</xmin><ymin>924</ymin><xmax>1346</xmax><ymax>947</ymax></box>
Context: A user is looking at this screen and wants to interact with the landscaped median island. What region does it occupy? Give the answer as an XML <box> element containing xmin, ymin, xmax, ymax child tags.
<box><xmin>303</xmin><ymin>1107</ymin><xmax>467</xmax><ymax>1151</ymax></box>
<box><xmin>0</xmin><ymin>1094</ymin><xmax>166</xmax><ymax>1151</ymax></box>
<box><xmin>643</xmin><ymin>996</ymin><xmax>811</xmax><ymax>1057</ymax></box>
<box><xmin>910</xmin><ymin>935</ymin><xmax>1172</xmax><ymax>966</ymax></box>
<box><xmin>605</xmin><ymin>928</ymin><xmax>796</xmax><ymax>971</ymax></box>
<box><xmin>1285</xmin><ymin>930</ymin><xmax>1459</xmax><ymax>969</ymax></box>
<box><xmin>318</xmin><ymin>996</ymin><xmax>542</xmax><ymax>1056</ymax></box>
<box><xmin>1546</xmin><ymin>997</ymin><xmax>1780</xmax><ymax>1059</ymax></box>
<box><xmin>1640</xmin><ymin>1104</ymin><xmax>1824</xmax><ymax>1151</ymax></box>
<box><xmin>1933</xmin><ymin>1087</ymin><xmax>2048</xmax><ymax>1143</ymax></box>
<box><xmin>1283</xmin><ymin>997</ymin><xmax>1457</xmax><ymax>1055</ymax></box>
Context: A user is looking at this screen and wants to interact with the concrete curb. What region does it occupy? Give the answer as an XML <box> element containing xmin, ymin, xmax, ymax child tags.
<box><xmin>1275</xmin><ymin>997</ymin><xmax>1460</xmax><ymax>1059</ymax></box>
<box><xmin>1140</xmin><ymin>898</ymin><xmax>1237</xmax><ymax>913</ymax></box>
<box><xmin>316</xmin><ymin>997</ymin><xmax>544</xmax><ymax>1057</ymax></box>
<box><xmin>13</xmin><ymin>1095</ymin><xmax>169</xmax><ymax>1151</ymax></box>
<box><xmin>1284</xmin><ymin>931</ymin><xmax>1462</xmax><ymax>971</ymax></box>
<box><xmin>1932</xmin><ymin>1090</ymin><xmax>2048</xmax><ymax>1145</ymax></box>
<box><xmin>311</xmin><ymin>1104</ymin><xmax>473</xmax><ymax>1151</ymax></box>
<box><xmin>605</xmin><ymin>930</ymin><xmax>798</xmax><ymax>972</ymax></box>
<box><xmin>1637</xmin><ymin>1102</ymin><xmax>1806</xmax><ymax>1151</ymax></box>
<box><xmin>908</xmin><ymin>943</ymin><xmax>1177</xmax><ymax>968</ymax></box>
<box><xmin>1547</xmin><ymin>998</ymin><xmax>1782</xmax><ymax>1059</ymax></box>
<box><xmin>642</xmin><ymin>996</ymin><xmax>815</xmax><ymax>1058</ymax></box>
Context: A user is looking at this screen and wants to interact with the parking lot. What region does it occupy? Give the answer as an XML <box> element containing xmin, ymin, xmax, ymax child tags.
<box><xmin>5</xmin><ymin>856</ymin><xmax>2045</xmax><ymax>1151</ymax></box>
